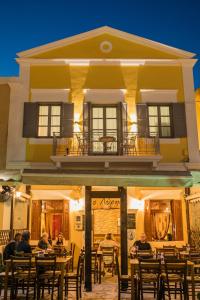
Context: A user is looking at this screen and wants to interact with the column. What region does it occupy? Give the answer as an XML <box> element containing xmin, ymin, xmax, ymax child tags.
<box><xmin>85</xmin><ymin>186</ymin><xmax>92</xmax><ymax>291</ymax></box>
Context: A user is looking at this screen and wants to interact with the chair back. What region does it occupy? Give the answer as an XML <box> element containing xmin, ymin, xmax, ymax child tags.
<box><xmin>10</xmin><ymin>256</ymin><xmax>32</xmax><ymax>278</ymax></box>
<box><xmin>35</xmin><ymin>255</ymin><xmax>57</xmax><ymax>278</ymax></box>
<box><xmin>138</xmin><ymin>258</ymin><xmax>161</xmax><ymax>282</ymax></box>
<box><xmin>137</xmin><ymin>250</ymin><xmax>153</xmax><ymax>259</ymax></box>
<box><xmin>102</xmin><ymin>247</ymin><xmax>114</xmax><ymax>265</ymax></box>
<box><xmin>91</xmin><ymin>250</ymin><xmax>97</xmax><ymax>269</ymax></box>
<box><xmin>164</xmin><ymin>258</ymin><xmax>187</xmax><ymax>283</ymax></box>
<box><xmin>77</xmin><ymin>253</ymin><xmax>85</xmax><ymax>278</ymax></box>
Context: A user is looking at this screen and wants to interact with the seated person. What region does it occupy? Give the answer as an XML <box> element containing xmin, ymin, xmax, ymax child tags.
<box><xmin>16</xmin><ymin>231</ymin><xmax>32</xmax><ymax>254</ymax></box>
<box><xmin>99</xmin><ymin>233</ymin><xmax>119</xmax><ymax>251</ymax></box>
<box><xmin>38</xmin><ymin>232</ymin><xmax>52</xmax><ymax>250</ymax></box>
<box><xmin>3</xmin><ymin>233</ymin><xmax>22</xmax><ymax>261</ymax></box>
<box><xmin>130</xmin><ymin>233</ymin><xmax>151</xmax><ymax>255</ymax></box>
<box><xmin>55</xmin><ymin>232</ymin><xmax>64</xmax><ymax>246</ymax></box>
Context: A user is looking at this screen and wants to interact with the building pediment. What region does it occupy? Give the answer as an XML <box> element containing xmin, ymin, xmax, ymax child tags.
<box><xmin>17</xmin><ymin>26</ymin><xmax>195</xmax><ymax>60</ymax></box>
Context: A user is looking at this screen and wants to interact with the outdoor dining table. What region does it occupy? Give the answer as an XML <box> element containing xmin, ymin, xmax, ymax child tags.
<box><xmin>130</xmin><ymin>258</ymin><xmax>194</xmax><ymax>300</ymax></box>
<box><xmin>3</xmin><ymin>255</ymin><xmax>72</xmax><ymax>300</ymax></box>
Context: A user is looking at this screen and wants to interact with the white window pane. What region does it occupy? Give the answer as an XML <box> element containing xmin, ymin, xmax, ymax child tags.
<box><xmin>149</xmin><ymin>116</ymin><xmax>158</xmax><ymax>126</ymax></box>
<box><xmin>39</xmin><ymin>106</ymin><xmax>48</xmax><ymax>115</ymax></box>
<box><xmin>106</xmin><ymin>107</ymin><xmax>116</xmax><ymax>118</ymax></box>
<box><xmin>161</xmin><ymin>127</ymin><xmax>171</xmax><ymax>137</ymax></box>
<box><xmin>51</xmin><ymin>116</ymin><xmax>60</xmax><ymax>126</ymax></box>
<box><xmin>161</xmin><ymin>116</ymin><xmax>170</xmax><ymax>126</ymax></box>
<box><xmin>39</xmin><ymin>116</ymin><xmax>48</xmax><ymax>126</ymax></box>
<box><xmin>92</xmin><ymin>119</ymin><xmax>103</xmax><ymax>130</ymax></box>
<box><xmin>160</xmin><ymin>106</ymin><xmax>170</xmax><ymax>116</ymax></box>
<box><xmin>106</xmin><ymin>119</ymin><xmax>117</xmax><ymax>130</ymax></box>
<box><xmin>38</xmin><ymin>127</ymin><xmax>48</xmax><ymax>136</ymax></box>
<box><xmin>149</xmin><ymin>127</ymin><xmax>159</xmax><ymax>136</ymax></box>
<box><xmin>51</xmin><ymin>106</ymin><xmax>61</xmax><ymax>115</ymax></box>
<box><xmin>51</xmin><ymin>127</ymin><xmax>60</xmax><ymax>136</ymax></box>
<box><xmin>148</xmin><ymin>106</ymin><xmax>158</xmax><ymax>116</ymax></box>
<box><xmin>92</xmin><ymin>107</ymin><xmax>103</xmax><ymax>118</ymax></box>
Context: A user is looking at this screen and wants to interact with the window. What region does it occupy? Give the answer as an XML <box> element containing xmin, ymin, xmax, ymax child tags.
<box><xmin>91</xmin><ymin>105</ymin><xmax>118</xmax><ymax>154</ymax></box>
<box><xmin>148</xmin><ymin>105</ymin><xmax>172</xmax><ymax>138</ymax></box>
<box><xmin>38</xmin><ymin>104</ymin><xmax>61</xmax><ymax>137</ymax></box>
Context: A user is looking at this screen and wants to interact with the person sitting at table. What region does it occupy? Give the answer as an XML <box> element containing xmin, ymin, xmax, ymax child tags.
<box><xmin>55</xmin><ymin>232</ymin><xmax>64</xmax><ymax>246</ymax></box>
<box><xmin>130</xmin><ymin>233</ymin><xmax>151</xmax><ymax>255</ymax></box>
<box><xmin>16</xmin><ymin>231</ymin><xmax>32</xmax><ymax>254</ymax></box>
<box><xmin>3</xmin><ymin>233</ymin><xmax>22</xmax><ymax>261</ymax></box>
<box><xmin>38</xmin><ymin>232</ymin><xmax>52</xmax><ymax>250</ymax></box>
<box><xmin>99</xmin><ymin>233</ymin><xmax>119</xmax><ymax>250</ymax></box>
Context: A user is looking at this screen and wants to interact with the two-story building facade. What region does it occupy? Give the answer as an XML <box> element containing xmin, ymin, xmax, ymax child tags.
<box><xmin>1</xmin><ymin>26</ymin><xmax>200</xmax><ymax>286</ymax></box>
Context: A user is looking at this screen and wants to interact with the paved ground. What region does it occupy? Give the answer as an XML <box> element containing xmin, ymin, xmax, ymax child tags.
<box><xmin>0</xmin><ymin>273</ymin><xmax>194</xmax><ymax>299</ymax></box>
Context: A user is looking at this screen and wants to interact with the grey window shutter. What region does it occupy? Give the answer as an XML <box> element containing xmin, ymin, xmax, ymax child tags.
<box><xmin>61</xmin><ymin>103</ymin><xmax>74</xmax><ymax>138</ymax></box>
<box><xmin>136</xmin><ymin>104</ymin><xmax>148</xmax><ymax>137</ymax></box>
<box><xmin>172</xmin><ymin>103</ymin><xmax>187</xmax><ymax>137</ymax></box>
<box><xmin>23</xmin><ymin>102</ymin><xmax>38</xmax><ymax>138</ymax></box>
<box><xmin>83</xmin><ymin>102</ymin><xmax>91</xmax><ymax>136</ymax></box>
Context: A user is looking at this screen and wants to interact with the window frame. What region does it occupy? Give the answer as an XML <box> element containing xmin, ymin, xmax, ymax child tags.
<box><xmin>147</xmin><ymin>103</ymin><xmax>174</xmax><ymax>138</ymax></box>
<box><xmin>37</xmin><ymin>102</ymin><xmax>62</xmax><ymax>138</ymax></box>
<box><xmin>89</xmin><ymin>103</ymin><xmax>120</xmax><ymax>155</ymax></box>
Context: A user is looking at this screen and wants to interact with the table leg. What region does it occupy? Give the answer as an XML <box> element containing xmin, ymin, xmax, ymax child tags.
<box><xmin>99</xmin><ymin>255</ymin><xmax>102</xmax><ymax>284</ymax></box>
<box><xmin>4</xmin><ymin>262</ymin><xmax>9</xmax><ymax>300</ymax></box>
<box><xmin>131</xmin><ymin>264</ymin><xmax>136</xmax><ymax>300</ymax></box>
<box><xmin>59</xmin><ymin>263</ymin><xmax>65</xmax><ymax>300</ymax></box>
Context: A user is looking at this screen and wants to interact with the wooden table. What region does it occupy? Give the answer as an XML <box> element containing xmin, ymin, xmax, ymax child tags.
<box><xmin>4</xmin><ymin>256</ymin><xmax>72</xmax><ymax>300</ymax></box>
<box><xmin>130</xmin><ymin>258</ymin><xmax>194</xmax><ymax>300</ymax></box>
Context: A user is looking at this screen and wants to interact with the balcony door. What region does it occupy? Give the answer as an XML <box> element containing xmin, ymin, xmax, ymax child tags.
<box><xmin>91</xmin><ymin>105</ymin><xmax>119</xmax><ymax>155</ymax></box>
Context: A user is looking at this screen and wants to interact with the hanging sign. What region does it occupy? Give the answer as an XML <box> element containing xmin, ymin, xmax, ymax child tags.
<box><xmin>92</xmin><ymin>198</ymin><xmax>120</xmax><ymax>210</ymax></box>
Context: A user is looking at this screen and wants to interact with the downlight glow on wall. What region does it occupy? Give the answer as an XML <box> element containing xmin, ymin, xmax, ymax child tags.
<box><xmin>100</xmin><ymin>41</ymin><xmax>113</xmax><ymax>53</ymax></box>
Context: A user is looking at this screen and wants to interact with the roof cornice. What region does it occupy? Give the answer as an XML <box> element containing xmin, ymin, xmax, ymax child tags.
<box><xmin>16</xmin><ymin>58</ymin><xmax>198</xmax><ymax>67</ymax></box>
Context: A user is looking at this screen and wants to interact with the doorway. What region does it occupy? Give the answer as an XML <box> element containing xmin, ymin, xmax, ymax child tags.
<box><xmin>90</xmin><ymin>105</ymin><xmax>119</xmax><ymax>155</ymax></box>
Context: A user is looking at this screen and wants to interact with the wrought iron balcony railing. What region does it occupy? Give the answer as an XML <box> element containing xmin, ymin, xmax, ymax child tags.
<box><xmin>52</xmin><ymin>131</ymin><xmax>160</xmax><ymax>157</ymax></box>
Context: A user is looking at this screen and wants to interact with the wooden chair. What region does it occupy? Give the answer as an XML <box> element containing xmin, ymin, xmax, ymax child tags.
<box><xmin>10</xmin><ymin>256</ymin><xmax>36</xmax><ymax>300</ymax></box>
<box><xmin>138</xmin><ymin>258</ymin><xmax>161</xmax><ymax>300</ymax></box>
<box><xmin>161</xmin><ymin>258</ymin><xmax>188</xmax><ymax>300</ymax></box>
<box><xmin>35</xmin><ymin>255</ymin><xmax>61</xmax><ymax>300</ymax></box>
<box><xmin>121</xmin><ymin>135</ymin><xmax>137</xmax><ymax>155</ymax></box>
<box><xmin>115</xmin><ymin>255</ymin><xmax>133</xmax><ymax>300</ymax></box>
<box><xmin>136</xmin><ymin>250</ymin><xmax>153</xmax><ymax>259</ymax></box>
<box><xmin>102</xmin><ymin>247</ymin><xmax>115</xmax><ymax>276</ymax></box>
<box><xmin>91</xmin><ymin>250</ymin><xmax>99</xmax><ymax>284</ymax></box>
<box><xmin>64</xmin><ymin>254</ymin><xmax>84</xmax><ymax>300</ymax></box>
<box><xmin>69</xmin><ymin>242</ymin><xmax>76</xmax><ymax>272</ymax></box>
<box><xmin>187</xmin><ymin>259</ymin><xmax>200</xmax><ymax>299</ymax></box>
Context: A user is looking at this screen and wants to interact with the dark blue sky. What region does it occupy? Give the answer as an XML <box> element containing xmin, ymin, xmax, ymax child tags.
<box><xmin>1</xmin><ymin>0</ymin><xmax>200</xmax><ymax>87</ymax></box>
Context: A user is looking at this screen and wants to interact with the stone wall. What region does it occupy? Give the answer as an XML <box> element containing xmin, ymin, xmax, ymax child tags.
<box><xmin>93</xmin><ymin>209</ymin><xmax>120</xmax><ymax>235</ymax></box>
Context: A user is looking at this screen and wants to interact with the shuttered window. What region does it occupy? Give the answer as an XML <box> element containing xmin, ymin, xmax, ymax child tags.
<box><xmin>23</xmin><ymin>102</ymin><xmax>74</xmax><ymax>138</ymax></box>
<box><xmin>148</xmin><ymin>105</ymin><xmax>172</xmax><ymax>138</ymax></box>
<box><xmin>38</xmin><ymin>104</ymin><xmax>61</xmax><ymax>137</ymax></box>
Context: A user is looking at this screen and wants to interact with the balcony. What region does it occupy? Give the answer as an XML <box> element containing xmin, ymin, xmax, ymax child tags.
<box><xmin>50</xmin><ymin>132</ymin><xmax>162</xmax><ymax>170</ymax></box>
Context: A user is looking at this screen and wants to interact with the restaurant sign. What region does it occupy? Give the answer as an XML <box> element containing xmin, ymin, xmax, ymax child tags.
<box><xmin>92</xmin><ymin>198</ymin><xmax>120</xmax><ymax>210</ymax></box>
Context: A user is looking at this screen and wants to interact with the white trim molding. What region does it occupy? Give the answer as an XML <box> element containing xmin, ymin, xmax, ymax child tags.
<box><xmin>140</xmin><ymin>89</ymin><xmax>178</xmax><ymax>103</ymax></box>
<box><xmin>16</xmin><ymin>58</ymin><xmax>198</xmax><ymax>67</ymax></box>
<box><xmin>84</xmin><ymin>89</ymin><xmax>125</xmax><ymax>103</ymax></box>
<box><xmin>31</xmin><ymin>89</ymin><xmax>70</xmax><ymax>102</ymax></box>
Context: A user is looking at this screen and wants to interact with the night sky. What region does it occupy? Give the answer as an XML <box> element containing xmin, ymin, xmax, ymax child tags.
<box><xmin>0</xmin><ymin>0</ymin><xmax>200</xmax><ymax>87</ymax></box>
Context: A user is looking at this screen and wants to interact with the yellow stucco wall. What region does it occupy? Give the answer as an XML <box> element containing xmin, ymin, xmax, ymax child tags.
<box><xmin>27</xmin><ymin>63</ymin><xmax>187</xmax><ymax>163</ymax></box>
<box><xmin>30</xmin><ymin>34</ymin><xmax>180</xmax><ymax>59</ymax></box>
<box><xmin>195</xmin><ymin>88</ymin><xmax>200</xmax><ymax>149</ymax></box>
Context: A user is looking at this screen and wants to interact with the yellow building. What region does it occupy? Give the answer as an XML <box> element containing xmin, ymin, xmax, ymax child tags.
<box><xmin>1</xmin><ymin>26</ymin><xmax>200</xmax><ymax>285</ymax></box>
